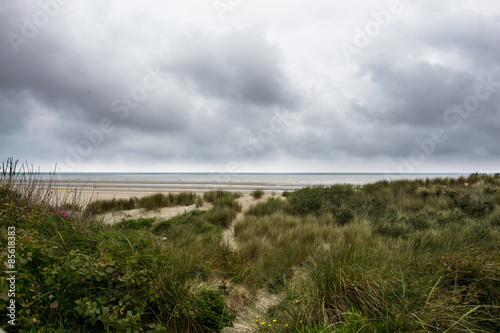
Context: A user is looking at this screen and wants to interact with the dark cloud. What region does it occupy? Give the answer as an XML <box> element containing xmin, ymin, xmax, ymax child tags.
<box><xmin>0</xmin><ymin>0</ymin><xmax>499</xmax><ymax>172</ymax></box>
<box><xmin>161</xmin><ymin>30</ymin><xmax>300</xmax><ymax>108</ymax></box>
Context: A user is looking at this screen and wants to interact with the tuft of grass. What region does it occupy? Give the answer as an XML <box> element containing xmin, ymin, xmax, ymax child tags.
<box><xmin>138</xmin><ymin>192</ymin><xmax>196</xmax><ymax>211</ymax></box>
<box><xmin>203</xmin><ymin>190</ymin><xmax>241</xmax><ymax>204</ymax></box>
<box><xmin>152</xmin><ymin>210</ymin><xmax>206</xmax><ymax>236</ymax></box>
<box><xmin>251</xmin><ymin>189</ymin><xmax>265</xmax><ymax>199</ymax></box>
<box><xmin>213</xmin><ymin>196</ymin><xmax>242</xmax><ymax>212</ymax></box>
<box><xmin>245</xmin><ymin>197</ymin><xmax>289</xmax><ymax>217</ymax></box>
<box><xmin>205</xmin><ymin>207</ymin><xmax>237</xmax><ymax>228</ymax></box>
<box><xmin>195</xmin><ymin>195</ymin><xmax>204</xmax><ymax>208</ymax></box>
<box><xmin>85</xmin><ymin>197</ymin><xmax>136</xmax><ymax>214</ymax></box>
<box><xmin>114</xmin><ymin>217</ymin><xmax>155</xmax><ymax>230</ymax></box>
<box><xmin>84</xmin><ymin>192</ymin><xmax>199</xmax><ymax>215</ymax></box>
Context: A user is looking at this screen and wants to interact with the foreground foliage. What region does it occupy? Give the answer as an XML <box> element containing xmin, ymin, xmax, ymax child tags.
<box><xmin>240</xmin><ymin>174</ymin><xmax>500</xmax><ymax>332</ymax></box>
<box><xmin>1</xmin><ymin>160</ymin><xmax>499</xmax><ymax>332</ymax></box>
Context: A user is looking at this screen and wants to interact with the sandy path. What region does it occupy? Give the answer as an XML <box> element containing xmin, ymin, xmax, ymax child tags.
<box><xmin>221</xmin><ymin>194</ymin><xmax>274</xmax><ymax>250</ymax></box>
<box><xmin>220</xmin><ymin>194</ymin><xmax>282</xmax><ymax>333</ymax></box>
<box><xmin>94</xmin><ymin>191</ymin><xmax>282</xmax><ymax>332</ymax></box>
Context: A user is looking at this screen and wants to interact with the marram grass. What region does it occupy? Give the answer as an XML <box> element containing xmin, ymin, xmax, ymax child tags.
<box><xmin>1</xmin><ymin>160</ymin><xmax>499</xmax><ymax>332</ymax></box>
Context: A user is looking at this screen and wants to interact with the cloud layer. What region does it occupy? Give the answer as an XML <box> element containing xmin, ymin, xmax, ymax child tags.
<box><xmin>1</xmin><ymin>0</ymin><xmax>499</xmax><ymax>172</ymax></box>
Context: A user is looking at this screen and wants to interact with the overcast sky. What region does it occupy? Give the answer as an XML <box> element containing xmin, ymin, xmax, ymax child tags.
<box><xmin>1</xmin><ymin>0</ymin><xmax>499</xmax><ymax>173</ymax></box>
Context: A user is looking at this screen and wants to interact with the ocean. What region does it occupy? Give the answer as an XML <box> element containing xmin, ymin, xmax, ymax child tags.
<box><xmin>43</xmin><ymin>172</ymin><xmax>469</xmax><ymax>192</ymax></box>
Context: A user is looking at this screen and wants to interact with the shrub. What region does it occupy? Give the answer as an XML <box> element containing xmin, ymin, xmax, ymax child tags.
<box><xmin>287</xmin><ymin>185</ymin><xmax>355</xmax><ymax>217</ymax></box>
<box><xmin>287</xmin><ymin>187</ymin><xmax>328</xmax><ymax>216</ymax></box>
<box><xmin>335</xmin><ymin>208</ymin><xmax>354</xmax><ymax>225</ymax></box>
<box><xmin>406</xmin><ymin>212</ymin><xmax>431</xmax><ymax>231</ymax></box>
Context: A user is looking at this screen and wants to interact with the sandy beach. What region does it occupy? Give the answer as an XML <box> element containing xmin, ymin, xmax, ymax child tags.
<box><xmin>40</xmin><ymin>180</ymin><xmax>304</xmax><ymax>201</ymax></box>
<box><xmin>46</xmin><ymin>179</ymin><xmax>303</xmax><ymax>201</ymax></box>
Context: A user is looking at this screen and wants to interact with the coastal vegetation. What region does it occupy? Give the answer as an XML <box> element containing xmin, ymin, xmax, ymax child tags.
<box><xmin>1</xmin><ymin>159</ymin><xmax>499</xmax><ymax>332</ymax></box>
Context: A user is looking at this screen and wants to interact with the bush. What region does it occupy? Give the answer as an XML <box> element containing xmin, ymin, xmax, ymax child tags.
<box><xmin>335</xmin><ymin>208</ymin><xmax>354</xmax><ymax>225</ymax></box>
<box><xmin>406</xmin><ymin>212</ymin><xmax>431</xmax><ymax>231</ymax></box>
<box><xmin>287</xmin><ymin>185</ymin><xmax>355</xmax><ymax>216</ymax></box>
<box><xmin>454</xmin><ymin>191</ymin><xmax>495</xmax><ymax>218</ymax></box>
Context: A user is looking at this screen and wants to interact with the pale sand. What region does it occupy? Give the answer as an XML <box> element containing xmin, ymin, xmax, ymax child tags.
<box><xmin>98</xmin><ymin>203</ymin><xmax>212</xmax><ymax>224</ymax></box>
<box><xmin>46</xmin><ymin>179</ymin><xmax>301</xmax><ymax>203</ymax></box>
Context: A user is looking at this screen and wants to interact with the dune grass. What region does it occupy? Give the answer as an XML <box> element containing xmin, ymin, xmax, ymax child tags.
<box><xmin>1</xmin><ymin>159</ymin><xmax>499</xmax><ymax>332</ymax></box>
<box><xmin>241</xmin><ymin>176</ymin><xmax>500</xmax><ymax>332</ymax></box>
<box><xmin>84</xmin><ymin>192</ymin><xmax>200</xmax><ymax>215</ymax></box>
<box><xmin>251</xmin><ymin>189</ymin><xmax>265</xmax><ymax>199</ymax></box>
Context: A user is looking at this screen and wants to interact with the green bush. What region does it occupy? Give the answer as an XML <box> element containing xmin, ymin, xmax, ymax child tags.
<box><xmin>335</xmin><ymin>208</ymin><xmax>354</xmax><ymax>225</ymax></box>
<box><xmin>287</xmin><ymin>185</ymin><xmax>355</xmax><ymax>217</ymax></box>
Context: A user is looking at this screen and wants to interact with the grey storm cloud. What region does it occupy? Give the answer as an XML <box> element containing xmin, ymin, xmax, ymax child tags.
<box><xmin>161</xmin><ymin>30</ymin><xmax>300</xmax><ymax>108</ymax></box>
<box><xmin>0</xmin><ymin>0</ymin><xmax>499</xmax><ymax>172</ymax></box>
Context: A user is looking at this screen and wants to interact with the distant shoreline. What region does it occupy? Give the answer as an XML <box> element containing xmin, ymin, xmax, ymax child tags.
<box><xmin>38</xmin><ymin>172</ymin><xmax>472</xmax><ymax>201</ymax></box>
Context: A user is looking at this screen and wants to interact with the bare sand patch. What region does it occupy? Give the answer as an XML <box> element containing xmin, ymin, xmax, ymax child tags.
<box><xmin>98</xmin><ymin>202</ymin><xmax>213</xmax><ymax>224</ymax></box>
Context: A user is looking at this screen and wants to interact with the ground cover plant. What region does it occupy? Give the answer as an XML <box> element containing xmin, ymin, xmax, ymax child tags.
<box><xmin>84</xmin><ymin>192</ymin><xmax>199</xmax><ymax>214</ymax></box>
<box><xmin>1</xmin><ymin>159</ymin><xmax>499</xmax><ymax>332</ymax></box>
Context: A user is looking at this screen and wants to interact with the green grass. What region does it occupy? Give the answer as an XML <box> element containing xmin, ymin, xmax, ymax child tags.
<box><xmin>1</xmin><ymin>159</ymin><xmax>499</xmax><ymax>332</ymax></box>
<box><xmin>203</xmin><ymin>190</ymin><xmax>241</xmax><ymax>204</ymax></box>
<box><xmin>245</xmin><ymin>197</ymin><xmax>289</xmax><ymax>217</ymax></box>
<box><xmin>251</xmin><ymin>189</ymin><xmax>265</xmax><ymax>199</ymax></box>
<box><xmin>84</xmin><ymin>192</ymin><xmax>200</xmax><ymax>215</ymax></box>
